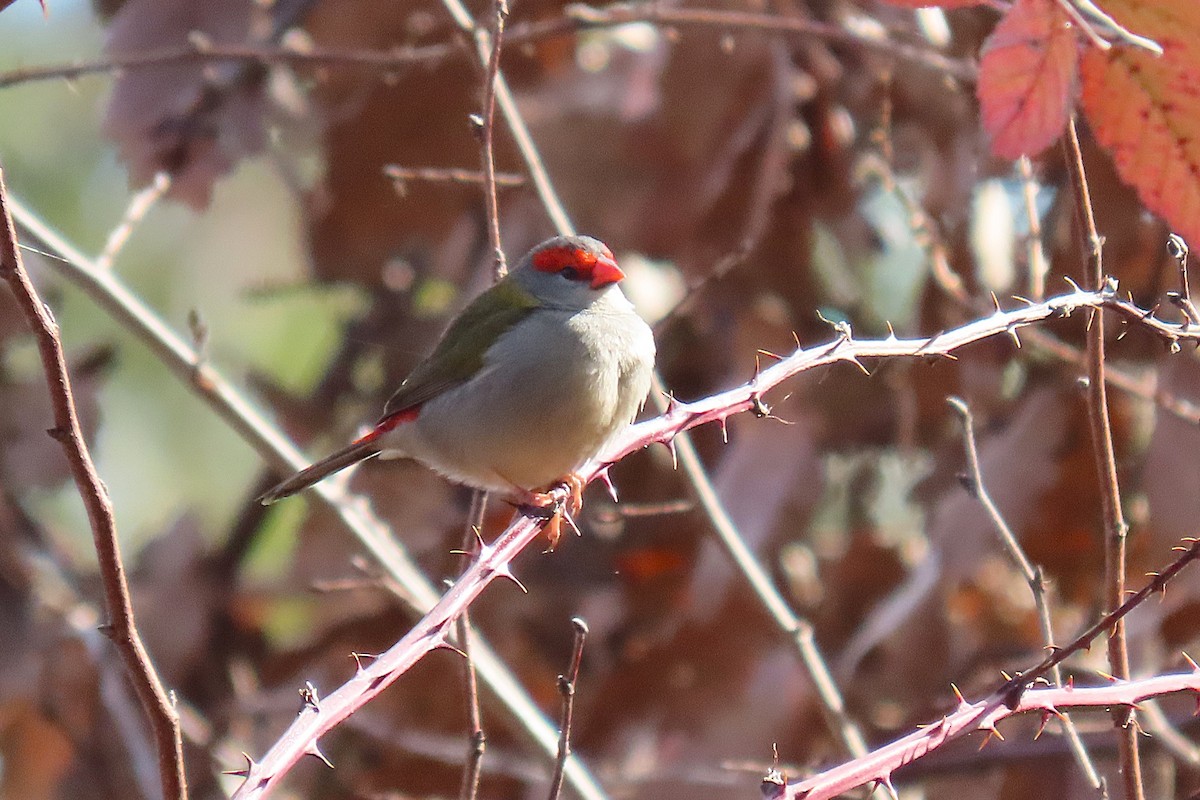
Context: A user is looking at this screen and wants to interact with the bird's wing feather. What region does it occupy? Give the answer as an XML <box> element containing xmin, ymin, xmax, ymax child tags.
<box><xmin>381</xmin><ymin>278</ymin><xmax>540</xmax><ymax>419</ymax></box>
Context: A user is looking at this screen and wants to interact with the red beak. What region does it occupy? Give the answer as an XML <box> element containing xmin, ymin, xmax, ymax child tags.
<box><xmin>590</xmin><ymin>255</ymin><xmax>625</xmax><ymax>288</ymax></box>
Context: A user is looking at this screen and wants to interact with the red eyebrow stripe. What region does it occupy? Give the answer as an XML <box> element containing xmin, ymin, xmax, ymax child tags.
<box><xmin>532</xmin><ymin>246</ymin><xmax>598</xmax><ymax>274</ymax></box>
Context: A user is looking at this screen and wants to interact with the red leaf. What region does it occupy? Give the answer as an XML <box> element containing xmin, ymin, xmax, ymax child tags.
<box><xmin>978</xmin><ymin>0</ymin><xmax>1078</xmax><ymax>158</ymax></box>
<box><xmin>1081</xmin><ymin>0</ymin><xmax>1200</xmax><ymax>246</ymax></box>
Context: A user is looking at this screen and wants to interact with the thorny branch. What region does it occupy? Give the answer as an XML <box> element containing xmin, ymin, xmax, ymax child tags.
<box><xmin>226</xmin><ymin>283</ymin><xmax>1200</xmax><ymax>798</ymax></box>
<box><xmin>0</xmin><ymin>168</ymin><xmax>188</xmax><ymax>800</ymax></box>
<box><xmin>772</xmin><ymin>536</ymin><xmax>1200</xmax><ymax>800</ymax></box>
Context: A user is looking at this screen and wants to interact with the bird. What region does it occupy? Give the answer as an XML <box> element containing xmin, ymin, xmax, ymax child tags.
<box><xmin>260</xmin><ymin>235</ymin><xmax>656</xmax><ymax>545</ymax></box>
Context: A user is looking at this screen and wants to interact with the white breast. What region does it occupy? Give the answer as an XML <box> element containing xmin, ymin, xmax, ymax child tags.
<box><xmin>383</xmin><ymin>290</ymin><xmax>655</xmax><ymax>493</ymax></box>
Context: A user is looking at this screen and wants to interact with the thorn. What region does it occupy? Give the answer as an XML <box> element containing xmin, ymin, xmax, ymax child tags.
<box><xmin>495</xmin><ymin>565</ymin><xmax>528</xmax><ymax>593</ymax></box>
<box><xmin>1182</xmin><ymin>652</ymin><xmax>1198</xmax><ymax>672</ymax></box>
<box><xmin>1012</xmin><ymin>294</ymin><xmax>1034</xmax><ymax>307</ymax></box>
<box><xmin>757</xmin><ymin>348</ymin><xmax>784</xmax><ymax>362</ymax></box>
<box><xmin>885</xmin><ymin>320</ymin><xmax>897</xmax><ymax>340</ymax></box>
<box><xmin>844</xmin><ymin>354</ymin><xmax>871</xmax><ymax>376</ymax></box>
<box><xmin>1063</xmin><ymin>275</ymin><xmax>1082</xmax><ymax>293</ymax></box>
<box><xmin>1096</xmin><ymin>670</ymin><xmax>1118</xmax><ymax>682</ymax></box>
<box><xmin>562</xmin><ymin>508</ymin><xmax>583</xmax><ymax>538</ymax></box>
<box><xmin>305</xmin><ymin>742</ymin><xmax>334</xmax><ymax>769</ymax></box>
<box><xmin>951</xmin><ymin>683</ymin><xmax>967</xmax><ymax>706</ymax></box>
<box><xmin>990</xmin><ymin>291</ymin><xmax>1002</xmax><ymax>313</ymax></box>
<box><xmin>350</xmin><ymin>652</ymin><xmax>377</xmax><ymax>671</ymax></box>
<box><xmin>438</xmin><ymin>641</ymin><xmax>469</xmax><ymax>660</ymax></box>
<box><xmin>223</xmin><ymin>753</ymin><xmax>256</xmax><ymax>777</ymax></box>
<box><xmin>1006</xmin><ymin>327</ymin><xmax>1022</xmax><ymax>348</ymax></box>
<box><xmin>719</xmin><ymin>414</ymin><xmax>729</xmax><ymax>443</ymax></box>
<box><xmin>665</xmin><ymin>437</ymin><xmax>678</xmax><ymax>470</ymax></box>
<box><xmin>1034</xmin><ymin>711</ymin><xmax>1054</xmax><ymax>740</ymax></box>
<box><xmin>597</xmin><ymin>467</ymin><xmax>619</xmax><ymax>502</ymax></box>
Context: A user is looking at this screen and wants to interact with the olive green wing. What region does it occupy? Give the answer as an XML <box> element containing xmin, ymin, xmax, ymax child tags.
<box><xmin>381</xmin><ymin>278</ymin><xmax>540</xmax><ymax>419</ymax></box>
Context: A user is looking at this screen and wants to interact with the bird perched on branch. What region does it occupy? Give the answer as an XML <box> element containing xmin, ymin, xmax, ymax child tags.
<box><xmin>260</xmin><ymin>235</ymin><xmax>656</xmax><ymax>546</ymax></box>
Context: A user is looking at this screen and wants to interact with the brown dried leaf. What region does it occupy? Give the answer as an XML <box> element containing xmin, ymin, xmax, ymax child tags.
<box><xmin>102</xmin><ymin>0</ymin><xmax>270</xmax><ymax>208</ymax></box>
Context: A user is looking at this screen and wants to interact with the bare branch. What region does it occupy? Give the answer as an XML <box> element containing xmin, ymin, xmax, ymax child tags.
<box><xmin>1064</xmin><ymin>115</ymin><xmax>1143</xmax><ymax>800</ymax></box>
<box><xmin>547</xmin><ymin>618</ymin><xmax>588</xmax><ymax>800</ymax></box>
<box><xmin>478</xmin><ymin>0</ymin><xmax>509</xmax><ymax>276</ymax></box>
<box><xmin>456</xmin><ymin>492</ymin><xmax>488</xmax><ymax>800</ymax></box>
<box><xmin>948</xmin><ymin>397</ymin><xmax>1103</xmax><ymax>794</ymax></box>
<box><xmin>0</xmin><ymin>167</ymin><xmax>188</xmax><ymax>800</ymax></box>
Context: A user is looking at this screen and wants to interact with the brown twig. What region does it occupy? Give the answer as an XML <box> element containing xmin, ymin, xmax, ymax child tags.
<box><xmin>1063</xmin><ymin>115</ymin><xmax>1143</xmax><ymax>800</ymax></box>
<box><xmin>478</xmin><ymin>0</ymin><xmax>510</xmax><ymax>276</ymax></box>
<box><xmin>437</xmin><ymin>0</ymin><xmax>574</xmax><ymax>234</ymax></box>
<box><xmin>457</xmin><ymin>492</ymin><xmax>488</xmax><ymax>800</ymax></box>
<box><xmin>547</xmin><ymin>618</ymin><xmax>589</xmax><ymax>800</ymax></box>
<box><xmin>0</xmin><ymin>168</ymin><xmax>188</xmax><ymax>799</ymax></box>
<box><xmin>1165</xmin><ymin>234</ymin><xmax>1200</xmax><ymax>327</ymax></box>
<box><xmin>948</xmin><ymin>397</ymin><xmax>1103</xmax><ymax>794</ymax></box>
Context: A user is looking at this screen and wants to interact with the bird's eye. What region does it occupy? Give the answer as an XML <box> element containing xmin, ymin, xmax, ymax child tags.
<box><xmin>559</xmin><ymin>266</ymin><xmax>581</xmax><ymax>280</ymax></box>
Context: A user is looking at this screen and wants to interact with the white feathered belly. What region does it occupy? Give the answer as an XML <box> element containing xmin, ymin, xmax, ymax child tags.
<box><xmin>379</xmin><ymin>306</ymin><xmax>654</xmax><ymax>492</ymax></box>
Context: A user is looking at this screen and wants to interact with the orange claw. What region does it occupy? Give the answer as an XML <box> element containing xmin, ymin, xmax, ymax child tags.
<box><xmin>519</xmin><ymin>473</ymin><xmax>587</xmax><ymax>552</ymax></box>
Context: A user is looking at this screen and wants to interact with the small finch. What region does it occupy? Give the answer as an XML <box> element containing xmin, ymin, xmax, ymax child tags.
<box><xmin>260</xmin><ymin>235</ymin><xmax>656</xmax><ymax>544</ymax></box>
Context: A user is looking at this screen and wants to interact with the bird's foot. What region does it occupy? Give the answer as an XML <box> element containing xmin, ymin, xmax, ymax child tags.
<box><xmin>516</xmin><ymin>474</ymin><xmax>586</xmax><ymax>551</ymax></box>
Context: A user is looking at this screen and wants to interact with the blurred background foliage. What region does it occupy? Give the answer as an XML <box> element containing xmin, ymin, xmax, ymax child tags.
<box><xmin>3</xmin><ymin>0</ymin><xmax>1200</xmax><ymax>798</ymax></box>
